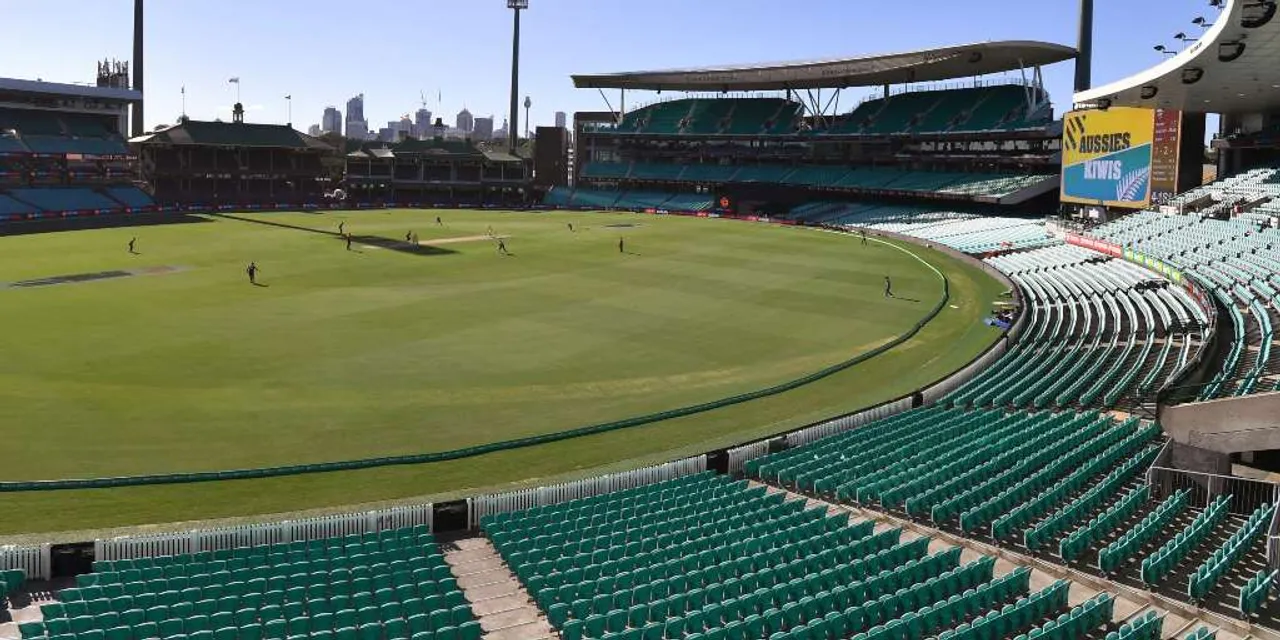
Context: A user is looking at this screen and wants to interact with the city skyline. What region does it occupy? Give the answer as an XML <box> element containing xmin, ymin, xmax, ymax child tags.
<box><xmin>4</xmin><ymin>0</ymin><xmax>1226</xmax><ymax>137</ymax></box>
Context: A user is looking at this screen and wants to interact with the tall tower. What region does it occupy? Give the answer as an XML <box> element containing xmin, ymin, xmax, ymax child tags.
<box><xmin>1074</xmin><ymin>0</ymin><xmax>1094</xmax><ymax>93</ymax></box>
<box><xmin>507</xmin><ymin>0</ymin><xmax>528</xmax><ymax>149</ymax></box>
<box><xmin>131</xmin><ymin>0</ymin><xmax>144</xmax><ymax>136</ymax></box>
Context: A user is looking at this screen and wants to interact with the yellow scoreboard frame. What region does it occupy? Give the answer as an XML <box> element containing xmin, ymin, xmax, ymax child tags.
<box><xmin>1060</xmin><ymin>107</ymin><xmax>1157</xmax><ymax>209</ymax></box>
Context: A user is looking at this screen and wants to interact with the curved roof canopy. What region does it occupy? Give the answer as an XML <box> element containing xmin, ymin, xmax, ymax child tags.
<box><xmin>1075</xmin><ymin>0</ymin><xmax>1280</xmax><ymax>113</ymax></box>
<box><xmin>571</xmin><ymin>41</ymin><xmax>1076</xmax><ymax>92</ymax></box>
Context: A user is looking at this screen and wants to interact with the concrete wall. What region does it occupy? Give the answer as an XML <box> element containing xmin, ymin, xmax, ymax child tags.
<box><xmin>1161</xmin><ymin>390</ymin><xmax>1280</xmax><ymax>454</ymax></box>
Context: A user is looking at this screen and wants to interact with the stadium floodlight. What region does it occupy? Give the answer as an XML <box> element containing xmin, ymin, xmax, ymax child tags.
<box><xmin>1208</xmin><ymin>0</ymin><xmax>1224</xmax><ymax>8</ymax></box>
<box><xmin>1192</xmin><ymin>16</ymin><xmax>1210</xmax><ymax>27</ymax></box>
<box><xmin>1153</xmin><ymin>45</ymin><xmax>1176</xmax><ymax>55</ymax></box>
<box><xmin>507</xmin><ymin>0</ymin><xmax>528</xmax><ymax>149</ymax></box>
<box><xmin>1174</xmin><ymin>32</ymin><xmax>1196</xmax><ymax>42</ymax></box>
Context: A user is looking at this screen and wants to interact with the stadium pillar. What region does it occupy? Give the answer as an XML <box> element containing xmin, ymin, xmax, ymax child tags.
<box><xmin>507</xmin><ymin>0</ymin><xmax>527</xmax><ymax>151</ymax></box>
<box><xmin>132</xmin><ymin>0</ymin><xmax>144</xmax><ymax>137</ymax></box>
<box><xmin>1074</xmin><ymin>0</ymin><xmax>1094</xmax><ymax>93</ymax></box>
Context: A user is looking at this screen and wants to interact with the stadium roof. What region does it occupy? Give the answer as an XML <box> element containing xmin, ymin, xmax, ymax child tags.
<box><xmin>0</xmin><ymin>77</ymin><xmax>141</xmax><ymax>103</ymax></box>
<box><xmin>1075</xmin><ymin>0</ymin><xmax>1280</xmax><ymax>113</ymax></box>
<box><xmin>130</xmin><ymin>119</ymin><xmax>330</xmax><ymax>149</ymax></box>
<box><xmin>571</xmin><ymin>41</ymin><xmax>1077</xmax><ymax>92</ymax></box>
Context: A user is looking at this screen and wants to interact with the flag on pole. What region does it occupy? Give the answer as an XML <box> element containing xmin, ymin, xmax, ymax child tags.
<box><xmin>181</xmin><ymin>85</ymin><xmax>185</xmax><ymax>95</ymax></box>
<box><xmin>228</xmin><ymin>77</ymin><xmax>240</xmax><ymax>84</ymax></box>
<box><xmin>285</xmin><ymin>95</ymin><xmax>291</xmax><ymax>100</ymax></box>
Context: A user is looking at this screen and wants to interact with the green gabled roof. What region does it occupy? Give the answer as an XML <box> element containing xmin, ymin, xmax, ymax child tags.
<box><xmin>392</xmin><ymin>137</ymin><xmax>482</xmax><ymax>157</ymax></box>
<box><xmin>481</xmin><ymin>148</ymin><xmax>523</xmax><ymax>163</ymax></box>
<box><xmin>134</xmin><ymin>119</ymin><xmax>331</xmax><ymax>150</ymax></box>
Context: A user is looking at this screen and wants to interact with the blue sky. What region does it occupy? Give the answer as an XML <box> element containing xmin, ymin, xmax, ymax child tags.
<box><xmin>4</xmin><ymin>0</ymin><xmax>1223</xmax><ymax>134</ymax></box>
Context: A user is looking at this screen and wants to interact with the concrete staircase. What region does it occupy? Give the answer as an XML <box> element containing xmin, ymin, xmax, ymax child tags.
<box><xmin>443</xmin><ymin>537</ymin><xmax>556</xmax><ymax>640</ymax></box>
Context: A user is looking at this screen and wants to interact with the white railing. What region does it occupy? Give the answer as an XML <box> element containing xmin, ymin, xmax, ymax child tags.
<box><xmin>921</xmin><ymin>340</ymin><xmax>1009</xmax><ymax>405</ymax></box>
<box><xmin>1268</xmin><ymin>501</ymin><xmax>1280</xmax><ymax>570</ymax></box>
<box><xmin>94</xmin><ymin>504</ymin><xmax>433</xmax><ymax>563</ymax></box>
<box><xmin>784</xmin><ymin>397</ymin><xmax>914</xmax><ymax>448</ymax></box>
<box><xmin>468</xmin><ymin>455</ymin><xmax>707</xmax><ymax>528</ymax></box>
<box><xmin>1146</xmin><ymin>466</ymin><xmax>1280</xmax><ymax>515</ymax></box>
<box><xmin>1145</xmin><ymin>440</ymin><xmax>1174</xmax><ymax>485</ymax></box>
<box><xmin>726</xmin><ymin>440</ymin><xmax>772</xmax><ymax>475</ymax></box>
<box><xmin>0</xmin><ymin>543</ymin><xmax>52</xmax><ymax>581</ymax></box>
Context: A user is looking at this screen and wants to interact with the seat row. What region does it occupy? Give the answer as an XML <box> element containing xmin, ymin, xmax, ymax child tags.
<box><xmin>1187</xmin><ymin>502</ymin><xmax>1275</xmax><ymax>601</ymax></box>
<box><xmin>1139</xmin><ymin>495</ymin><xmax>1231</xmax><ymax>585</ymax></box>
<box><xmin>1097</xmin><ymin>490</ymin><xmax>1189</xmax><ymax>574</ymax></box>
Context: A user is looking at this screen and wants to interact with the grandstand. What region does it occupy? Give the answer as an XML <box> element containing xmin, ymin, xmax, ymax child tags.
<box><xmin>0</xmin><ymin>75</ymin><xmax>155</xmax><ymax>223</ymax></box>
<box><xmin>559</xmin><ymin>41</ymin><xmax>1070</xmax><ymax>221</ymax></box>
<box><xmin>344</xmin><ymin>137</ymin><xmax>529</xmax><ymax>207</ymax></box>
<box><xmin>1083</xmin><ymin>210</ymin><xmax>1280</xmax><ymax>400</ymax></box>
<box><xmin>134</xmin><ymin>117</ymin><xmax>333</xmax><ymax>207</ymax></box>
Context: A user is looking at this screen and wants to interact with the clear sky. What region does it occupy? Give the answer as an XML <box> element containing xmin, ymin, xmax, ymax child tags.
<box><xmin>3</xmin><ymin>0</ymin><xmax>1224</xmax><ymax>134</ymax></box>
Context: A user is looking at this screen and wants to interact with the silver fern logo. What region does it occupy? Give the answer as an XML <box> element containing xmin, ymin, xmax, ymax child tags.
<box><xmin>1115</xmin><ymin>167</ymin><xmax>1150</xmax><ymax>202</ymax></box>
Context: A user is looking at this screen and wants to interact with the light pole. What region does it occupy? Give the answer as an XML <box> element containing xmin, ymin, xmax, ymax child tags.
<box><xmin>523</xmin><ymin>96</ymin><xmax>532</xmax><ymax>142</ymax></box>
<box><xmin>132</xmin><ymin>0</ymin><xmax>144</xmax><ymax>137</ymax></box>
<box><xmin>507</xmin><ymin>0</ymin><xmax>527</xmax><ymax>150</ymax></box>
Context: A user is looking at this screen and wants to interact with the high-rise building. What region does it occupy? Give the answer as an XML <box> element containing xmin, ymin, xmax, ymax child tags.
<box><xmin>346</xmin><ymin>94</ymin><xmax>364</xmax><ymax>123</ymax></box>
<box><xmin>414</xmin><ymin>108</ymin><xmax>432</xmax><ymax>138</ymax></box>
<box><xmin>456</xmin><ymin>108</ymin><xmax>474</xmax><ymax>133</ymax></box>
<box><xmin>473</xmin><ymin>116</ymin><xmax>494</xmax><ymax>140</ymax></box>
<box><xmin>555</xmin><ymin>111</ymin><xmax>567</xmax><ymax>129</ymax></box>
<box><xmin>345</xmin><ymin>94</ymin><xmax>368</xmax><ymax>139</ymax></box>
<box><xmin>322</xmin><ymin>107</ymin><xmax>342</xmax><ymax>135</ymax></box>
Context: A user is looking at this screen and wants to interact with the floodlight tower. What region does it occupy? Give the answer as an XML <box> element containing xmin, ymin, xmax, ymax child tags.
<box><xmin>132</xmin><ymin>0</ymin><xmax>144</xmax><ymax>136</ymax></box>
<box><xmin>508</xmin><ymin>0</ymin><xmax>527</xmax><ymax>150</ymax></box>
<box><xmin>1075</xmin><ymin>0</ymin><xmax>1094</xmax><ymax>93</ymax></box>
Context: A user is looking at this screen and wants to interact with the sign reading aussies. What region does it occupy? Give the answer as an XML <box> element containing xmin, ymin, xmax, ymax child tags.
<box><xmin>1061</xmin><ymin>107</ymin><xmax>1156</xmax><ymax>209</ymax></box>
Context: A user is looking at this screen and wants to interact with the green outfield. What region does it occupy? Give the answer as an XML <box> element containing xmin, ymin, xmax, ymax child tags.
<box><xmin>0</xmin><ymin>209</ymin><xmax>1005</xmax><ymax>535</ymax></box>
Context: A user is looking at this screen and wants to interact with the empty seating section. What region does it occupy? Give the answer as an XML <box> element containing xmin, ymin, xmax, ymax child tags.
<box><xmin>1089</xmin><ymin>210</ymin><xmax>1280</xmax><ymax>397</ymax></box>
<box><xmin>949</xmin><ymin>245</ymin><xmax>1201</xmax><ymax>410</ymax></box>
<box><xmin>1057</xmin><ymin>486</ymin><xmax>1150</xmax><ymax>562</ymax></box>
<box><xmin>0</xmin><ymin>194</ymin><xmax>38</xmax><ymax>219</ymax></box>
<box><xmin>582</xmin><ymin>163</ymin><xmax>632</xmax><ymax>180</ymax></box>
<box><xmin>482</xmin><ymin>473</ymin><xmax>1091</xmax><ymax>640</ymax></box>
<box><xmin>813</xmin><ymin>204</ymin><xmax>1054</xmax><ymax>253</ymax></box>
<box><xmin>24</xmin><ymin>525</ymin><xmax>476</xmax><ymax>640</ymax></box>
<box><xmin>568</xmin><ymin>189</ymin><xmax>621</xmax><ymax>209</ymax></box>
<box><xmin>1097</xmin><ymin>490</ymin><xmax>1189</xmax><ymax>575</ymax></box>
<box><xmin>1187</xmin><ymin>502</ymin><xmax>1274</xmax><ymax>601</ymax></box>
<box><xmin>1168</xmin><ymin>164</ymin><xmax>1280</xmax><ymax>219</ymax></box>
<box><xmin>680</xmin><ymin>165</ymin><xmax>739</xmax><ymax>183</ymax></box>
<box><xmin>578</xmin><ymin>162</ymin><xmax>1052</xmax><ymax>200</ymax></box>
<box><xmin>614</xmin><ymin>99</ymin><xmax>802</xmax><ymax>136</ymax></box>
<box><xmin>824</xmin><ymin>85</ymin><xmax>1048</xmax><ymax>135</ymax></box>
<box><xmin>544</xmin><ymin>188</ymin><xmax>573</xmax><ymax>207</ymax></box>
<box><xmin>0</xmin><ymin>107</ymin><xmax>129</xmax><ymax>156</ymax></box>
<box><xmin>547</xmin><ymin>188</ymin><xmax>712</xmax><ymax>212</ymax></box>
<box><xmin>749</xmin><ymin>406</ymin><xmax>1162</xmax><ymax>540</ymax></box>
<box><xmin>106</xmin><ymin>186</ymin><xmax>156</xmax><ymax>209</ymax></box>
<box><xmin>1140</xmin><ymin>495</ymin><xmax>1230</xmax><ymax>585</ymax></box>
<box><xmin>0</xmin><ymin>135</ymin><xmax>30</xmax><ymax>153</ymax></box>
<box><xmin>23</xmin><ymin>135</ymin><xmax>129</xmax><ymax>155</ymax></box>
<box><xmin>9</xmin><ymin>187</ymin><xmax>121</xmax><ymax>212</ymax></box>
<box><xmin>0</xmin><ymin>107</ymin><xmax>141</xmax><ymax>218</ymax></box>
